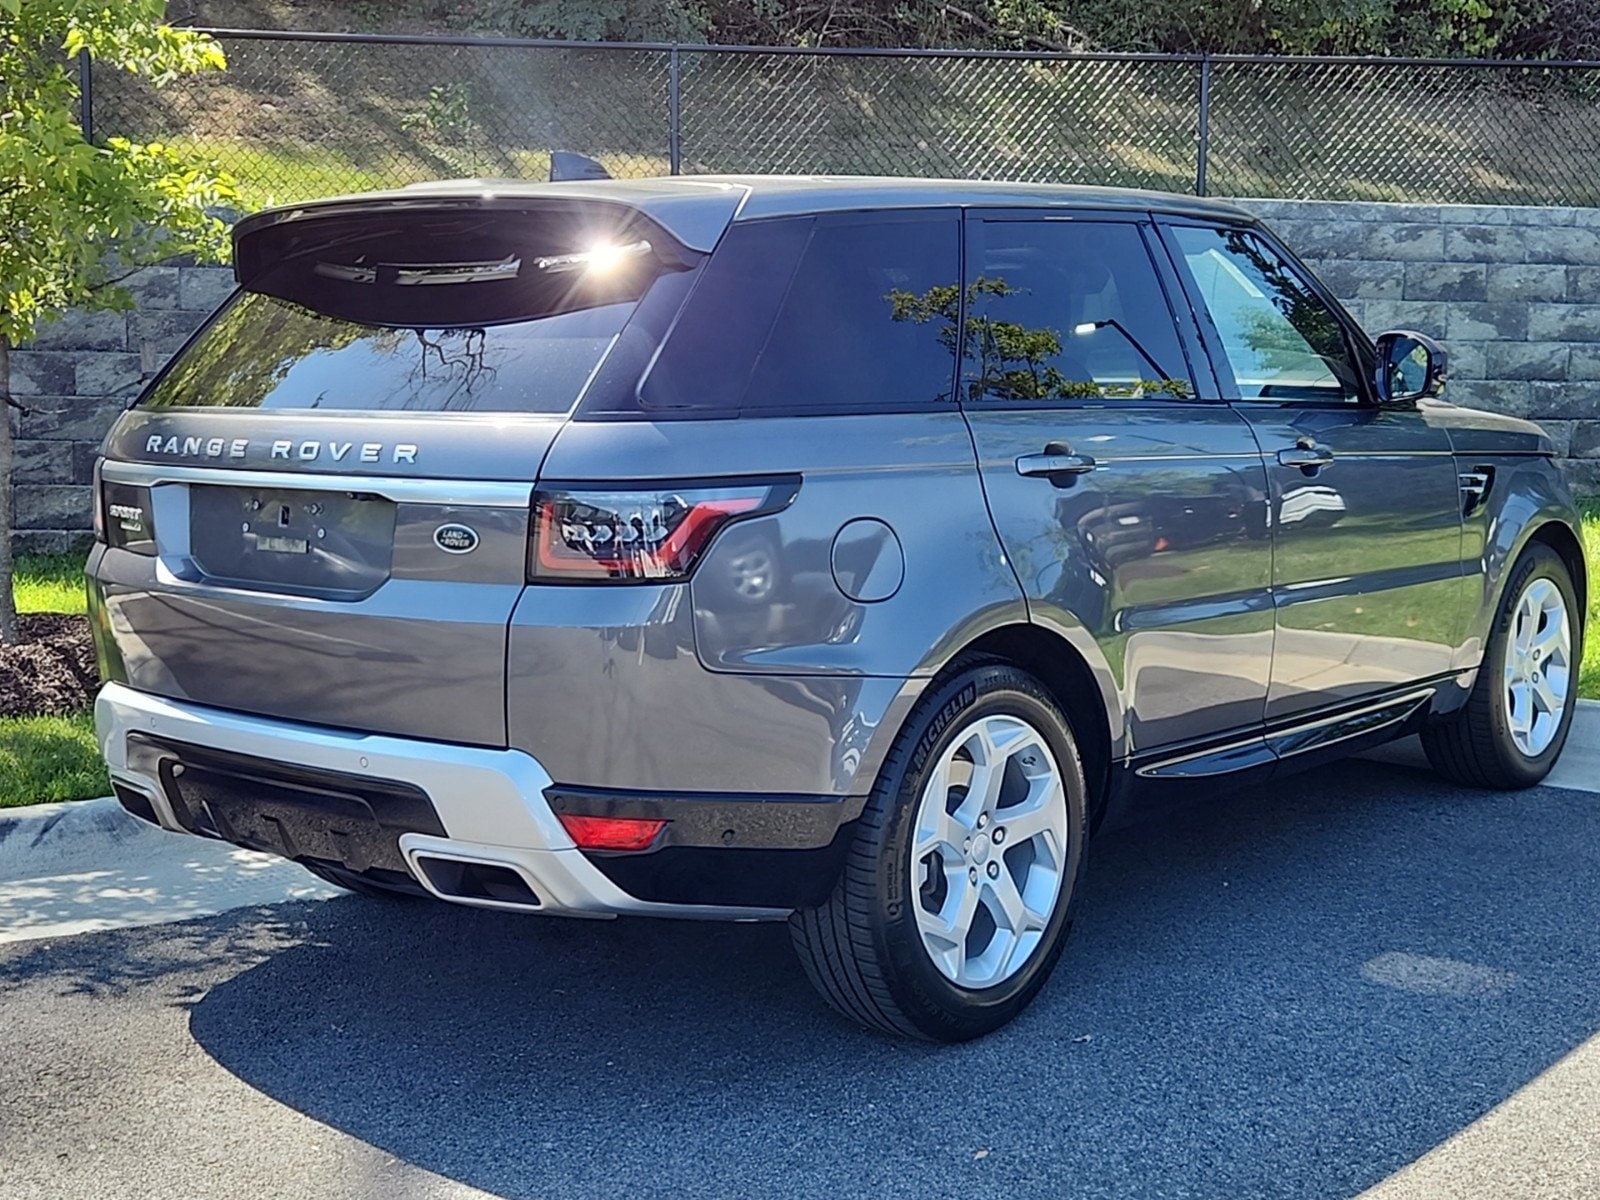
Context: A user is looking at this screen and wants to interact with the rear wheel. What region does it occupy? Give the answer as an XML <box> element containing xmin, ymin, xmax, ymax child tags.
<box><xmin>790</xmin><ymin>660</ymin><xmax>1088</xmax><ymax>1041</ymax></box>
<box><xmin>1423</xmin><ymin>543</ymin><xmax>1580</xmax><ymax>789</ymax></box>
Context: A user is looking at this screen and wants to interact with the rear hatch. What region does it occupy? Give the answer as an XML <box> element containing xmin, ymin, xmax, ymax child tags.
<box><xmin>91</xmin><ymin>187</ymin><xmax>729</xmax><ymax>745</ymax></box>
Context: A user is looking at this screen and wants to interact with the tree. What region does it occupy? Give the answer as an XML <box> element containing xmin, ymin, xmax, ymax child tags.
<box><xmin>0</xmin><ymin>0</ymin><xmax>236</xmax><ymax>644</ymax></box>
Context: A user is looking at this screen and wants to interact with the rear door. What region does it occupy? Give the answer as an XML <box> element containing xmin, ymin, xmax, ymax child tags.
<box><xmin>91</xmin><ymin>202</ymin><xmax>695</xmax><ymax>747</ymax></box>
<box><xmin>1158</xmin><ymin>220</ymin><xmax>1468</xmax><ymax>721</ymax></box>
<box><xmin>958</xmin><ymin>211</ymin><xmax>1274</xmax><ymax>756</ymax></box>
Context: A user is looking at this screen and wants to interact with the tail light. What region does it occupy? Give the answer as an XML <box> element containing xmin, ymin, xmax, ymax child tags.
<box><xmin>92</xmin><ymin>459</ymin><xmax>105</xmax><ymax>542</ymax></box>
<box><xmin>557</xmin><ymin>813</ymin><xmax>668</xmax><ymax>852</ymax></box>
<box><xmin>528</xmin><ymin>478</ymin><xmax>798</xmax><ymax>583</ymax></box>
<box><xmin>99</xmin><ymin>476</ymin><xmax>158</xmax><ymax>556</ymax></box>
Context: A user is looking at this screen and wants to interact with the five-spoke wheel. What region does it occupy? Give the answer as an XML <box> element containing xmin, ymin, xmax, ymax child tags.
<box><xmin>1502</xmin><ymin>575</ymin><xmax>1573</xmax><ymax>759</ymax></box>
<box><xmin>910</xmin><ymin>713</ymin><xmax>1069</xmax><ymax>989</ymax></box>
<box><xmin>1425</xmin><ymin>542</ymin><xmax>1582</xmax><ymax>789</ymax></box>
<box><xmin>791</xmin><ymin>660</ymin><xmax>1087</xmax><ymax>1042</ymax></box>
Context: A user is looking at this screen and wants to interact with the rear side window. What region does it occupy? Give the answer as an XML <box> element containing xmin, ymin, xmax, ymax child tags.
<box><xmin>963</xmin><ymin>219</ymin><xmax>1193</xmax><ymax>404</ymax></box>
<box><xmin>638</xmin><ymin>212</ymin><xmax>960</xmax><ymax>416</ymax></box>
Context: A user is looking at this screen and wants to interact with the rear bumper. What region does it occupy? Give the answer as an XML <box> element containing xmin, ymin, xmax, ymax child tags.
<box><xmin>95</xmin><ymin>682</ymin><xmax>800</xmax><ymax>920</ymax></box>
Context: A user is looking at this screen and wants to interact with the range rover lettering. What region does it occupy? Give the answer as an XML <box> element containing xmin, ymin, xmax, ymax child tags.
<box><xmin>88</xmin><ymin>174</ymin><xmax>1588</xmax><ymax>1041</ymax></box>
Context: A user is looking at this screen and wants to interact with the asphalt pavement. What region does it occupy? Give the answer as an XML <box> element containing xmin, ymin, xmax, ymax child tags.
<box><xmin>3</xmin><ymin>756</ymin><xmax>1599</xmax><ymax>1199</ymax></box>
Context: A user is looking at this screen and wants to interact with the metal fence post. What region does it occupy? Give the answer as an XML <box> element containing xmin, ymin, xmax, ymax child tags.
<box><xmin>1195</xmin><ymin>54</ymin><xmax>1211</xmax><ymax>196</ymax></box>
<box><xmin>668</xmin><ymin>44</ymin><xmax>682</xmax><ymax>174</ymax></box>
<box><xmin>77</xmin><ymin>49</ymin><xmax>94</xmax><ymax>143</ymax></box>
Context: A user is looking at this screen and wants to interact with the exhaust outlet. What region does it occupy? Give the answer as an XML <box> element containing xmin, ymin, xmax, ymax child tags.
<box><xmin>411</xmin><ymin>853</ymin><xmax>543</xmax><ymax>910</ymax></box>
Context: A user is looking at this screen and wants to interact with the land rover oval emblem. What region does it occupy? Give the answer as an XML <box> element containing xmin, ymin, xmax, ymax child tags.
<box><xmin>433</xmin><ymin>523</ymin><xmax>479</xmax><ymax>554</ymax></box>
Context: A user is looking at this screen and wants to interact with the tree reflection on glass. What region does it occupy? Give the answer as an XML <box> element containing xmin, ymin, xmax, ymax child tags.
<box><xmin>1174</xmin><ymin>226</ymin><xmax>1360</xmax><ymax>401</ymax></box>
<box><xmin>888</xmin><ymin>278</ymin><xmax>1190</xmax><ymax>403</ymax></box>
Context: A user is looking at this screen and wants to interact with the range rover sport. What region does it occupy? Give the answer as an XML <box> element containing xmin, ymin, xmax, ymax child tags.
<box><xmin>89</xmin><ymin>175</ymin><xmax>1588</xmax><ymax>1041</ymax></box>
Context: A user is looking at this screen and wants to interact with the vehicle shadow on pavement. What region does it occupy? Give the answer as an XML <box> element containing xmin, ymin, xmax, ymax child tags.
<box><xmin>186</xmin><ymin>760</ymin><xmax>1600</xmax><ymax>1200</ymax></box>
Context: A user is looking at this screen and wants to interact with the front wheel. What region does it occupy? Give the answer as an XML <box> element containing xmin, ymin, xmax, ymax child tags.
<box><xmin>790</xmin><ymin>661</ymin><xmax>1088</xmax><ymax>1041</ymax></box>
<box><xmin>1423</xmin><ymin>542</ymin><xmax>1581</xmax><ymax>789</ymax></box>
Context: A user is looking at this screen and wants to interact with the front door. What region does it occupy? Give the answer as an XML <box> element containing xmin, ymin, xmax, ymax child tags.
<box><xmin>1160</xmin><ymin>221</ymin><xmax>1468</xmax><ymax>722</ymax></box>
<box><xmin>957</xmin><ymin>212</ymin><xmax>1274</xmax><ymax>756</ymax></box>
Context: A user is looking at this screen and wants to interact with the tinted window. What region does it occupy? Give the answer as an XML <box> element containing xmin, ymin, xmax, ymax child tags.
<box><xmin>962</xmin><ymin>220</ymin><xmax>1192</xmax><ymax>404</ymax></box>
<box><xmin>141</xmin><ymin>290</ymin><xmax>634</xmax><ymax>414</ymax></box>
<box><xmin>148</xmin><ymin>206</ymin><xmax>682</xmax><ymax>415</ymax></box>
<box><xmin>640</xmin><ymin>213</ymin><xmax>960</xmax><ymax>415</ymax></box>
<box><xmin>1171</xmin><ymin>225</ymin><xmax>1362</xmax><ymax>404</ymax></box>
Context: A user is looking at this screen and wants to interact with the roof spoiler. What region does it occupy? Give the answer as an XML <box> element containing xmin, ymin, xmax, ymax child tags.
<box><xmin>550</xmin><ymin>151</ymin><xmax>611</xmax><ymax>182</ymax></box>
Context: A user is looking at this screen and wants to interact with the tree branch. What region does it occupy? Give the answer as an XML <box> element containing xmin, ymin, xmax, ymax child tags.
<box><xmin>933</xmin><ymin>2</ymin><xmax>1094</xmax><ymax>52</ymax></box>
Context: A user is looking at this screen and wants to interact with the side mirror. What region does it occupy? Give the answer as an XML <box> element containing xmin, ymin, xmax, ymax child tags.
<box><xmin>1375</xmin><ymin>329</ymin><xmax>1448</xmax><ymax>403</ymax></box>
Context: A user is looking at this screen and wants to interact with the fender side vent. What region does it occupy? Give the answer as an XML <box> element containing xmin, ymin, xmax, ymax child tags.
<box><xmin>1459</xmin><ymin>467</ymin><xmax>1493</xmax><ymax>516</ymax></box>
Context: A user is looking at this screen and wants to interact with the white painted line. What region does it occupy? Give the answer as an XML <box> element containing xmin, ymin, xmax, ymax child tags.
<box><xmin>0</xmin><ymin>797</ymin><xmax>338</xmax><ymax>945</ymax></box>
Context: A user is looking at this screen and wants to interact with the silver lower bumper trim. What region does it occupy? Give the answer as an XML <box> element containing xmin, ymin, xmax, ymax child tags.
<box><xmin>95</xmin><ymin>682</ymin><xmax>786</xmax><ymax>921</ymax></box>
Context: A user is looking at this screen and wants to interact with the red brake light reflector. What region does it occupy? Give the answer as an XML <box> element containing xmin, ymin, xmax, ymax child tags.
<box><xmin>528</xmin><ymin>479</ymin><xmax>798</xmax><ymax>582</ymax></box>
<box><xmin>557</xmin><ymin>813</ymin><xmax>668</xmax><ymax>852</ymax></box>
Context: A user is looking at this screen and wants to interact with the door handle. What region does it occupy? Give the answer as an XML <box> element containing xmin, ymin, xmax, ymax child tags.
<box><xmin>1016</xmin><ymin>446</ymin><xmax>1098</xmax><ymax>481</ymax></box>
<box><xmin>1277</xmin><ymin>440</ymin><xmax>1334</xmax><ymax>471</ymax></box>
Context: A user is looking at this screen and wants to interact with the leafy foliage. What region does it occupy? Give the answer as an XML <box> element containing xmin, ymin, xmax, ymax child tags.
<box><xmin>223</xmin><ymin>0</ymin><xmax>1600</xmax><ymax>55</ymax></box>
<box><xmin>401</xmin><ymin>82</ymin><xmax>478</xmax><ymax>143</ymax></box>
<box><xmin>0</xmin><ymin>0</ymin><xmax>237</xmax><ymax>642</ymax></box>
<box><xmin>0</xmin><ymin>0</ymin><xmax>238</xmax><ymax>346</ymax></box>
<box><xmin>453</xmin><ymin>0</ymin><xmax>710</xmax><ymax>42</ymax></box>
<box><xmin>894</xmin><ymin>0</ymin><xmax>1596</xmax><ymax>56</ymax></box>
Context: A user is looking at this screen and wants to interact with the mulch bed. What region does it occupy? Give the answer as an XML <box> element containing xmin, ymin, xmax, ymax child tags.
<box><xmin>0</xmin><ymin>614</ymin><xmax>99</xmax><ymax>718</ymax></box>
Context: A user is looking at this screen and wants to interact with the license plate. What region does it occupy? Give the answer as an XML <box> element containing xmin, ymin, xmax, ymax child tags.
<box><xmin>256</xmin><ymin>535</ymin><xmax>309</xmax><ymax>555</ymax></box>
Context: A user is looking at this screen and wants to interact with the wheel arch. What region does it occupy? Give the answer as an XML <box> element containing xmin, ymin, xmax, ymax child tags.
<box><xmin>944</xmin><ymin>623</ymin><xmax>1119</xmax><ymax>831</ymax></box>
<box><xmin>1525</xmin><ymin>518</ymin><xmax>1588</xmax><ymax>625</ymax></box>
<box><xmin>1469</xmin><ymin>459</ymin><xmax>1588</xmax><ymax>652</ymax></box>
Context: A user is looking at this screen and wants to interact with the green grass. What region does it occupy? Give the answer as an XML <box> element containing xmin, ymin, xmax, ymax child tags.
<box><xmin>14</xmin><ymin>553</ymin><xmax>88</xmax><ymax>616</ymax></box>
<box><xmin>0</xmin><ymin>712</ymin><xmax>106</xmax><ymax>809</ymax></box>
<box><xmin>169</xmin><ymin>137</ymin><xmax>404</xmax><ymax>212</ymax></box>
<box><xmin>170</xmin><ymin>136</ymin><xmax>673</xmax><ymax>212</ymax></box>
<box><xmin>5</xmin><ymin>553</ymin><xmax>102</xmax><ymax>807</ymax></box>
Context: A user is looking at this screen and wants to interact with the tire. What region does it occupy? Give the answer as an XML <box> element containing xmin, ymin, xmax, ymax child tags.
<box><xmin>301</xmin><ymin>861</ymin><xmax>423</xmax><ymax>900</ymax></box>
<box><xmin>1423</xmin><ymin>542</ymin><xmax>1581</xmax><ymax>789</ymax></box>
<box><xmin>790</xmin><ymin>659</ymin><xmax>1089</xmax><ymax>1042</ymax></box>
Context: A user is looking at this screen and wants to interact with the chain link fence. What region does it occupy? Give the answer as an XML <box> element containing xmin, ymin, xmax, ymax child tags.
<box><xmin>84</xmin><ymin>29</ymin><xmax>1600</xmax><ymax>210</ymax></box>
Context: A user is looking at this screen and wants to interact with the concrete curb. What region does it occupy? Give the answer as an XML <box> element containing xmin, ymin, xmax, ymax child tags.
<box><xmin>0</xmin><ymin>796</ymin><xmax>336</xmax><ymax>946</ymax></box>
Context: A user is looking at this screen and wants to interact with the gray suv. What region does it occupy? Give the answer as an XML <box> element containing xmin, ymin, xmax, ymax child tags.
<box><xmin>88</xmin><ymin>175</ymin><xmax>1588</xmax><ymax>1041</ymax></box>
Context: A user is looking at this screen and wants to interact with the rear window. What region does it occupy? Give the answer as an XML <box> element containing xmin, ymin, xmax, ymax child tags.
<box><xmin>635</xmin><ymin>212</ymin><xmax>960</xmax><ymax>416</ymax></box>
<box><xmin>143</xmin><ymin>291</ymin><xmax>638</xmax><ymax>415</ymax></box>
<box><xmin>143</xmin><ymin>207</ymin><xmax>687</xmax><ymax>415</ymax></box>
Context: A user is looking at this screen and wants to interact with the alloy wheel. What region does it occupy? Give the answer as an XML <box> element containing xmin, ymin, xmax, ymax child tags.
<box><xmin>910</xmin><ymin>713</ymin><xmax>1070</xmax><ymax>989</ymax></box>
<box><xmin>1503</xmin><ymin>576</ymin><xmax>1573</xmax><ymax>758</ymax></box>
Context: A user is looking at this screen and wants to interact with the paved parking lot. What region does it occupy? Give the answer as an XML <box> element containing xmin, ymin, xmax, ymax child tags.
<box><xmin>2</xmin><ymin>757</ymin><xmax>1599</xmax><ymax>1200</ymax></box>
